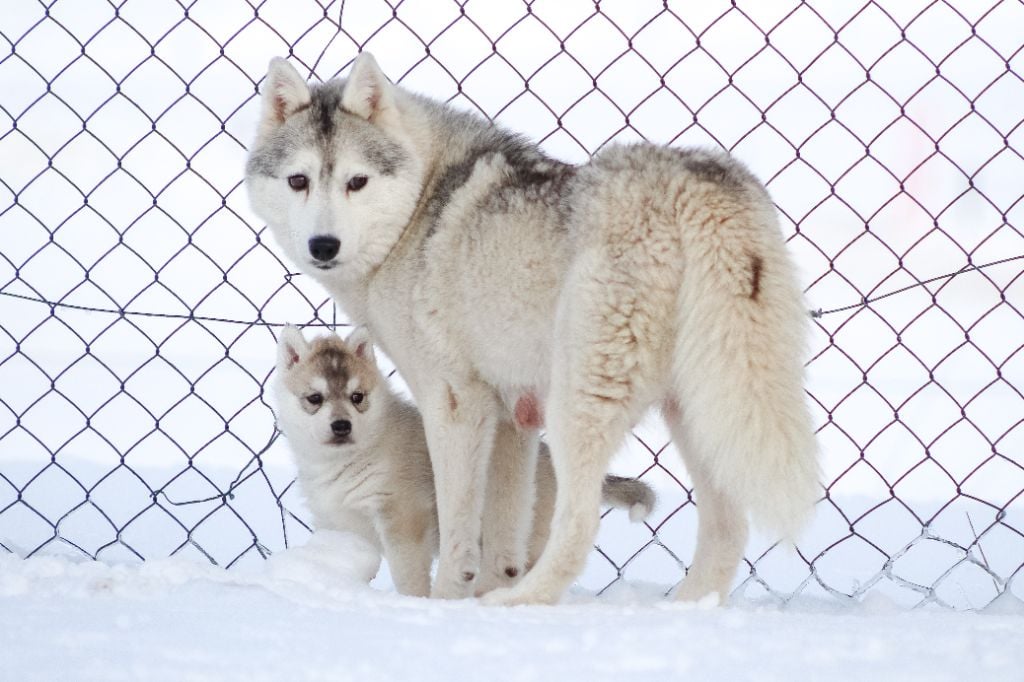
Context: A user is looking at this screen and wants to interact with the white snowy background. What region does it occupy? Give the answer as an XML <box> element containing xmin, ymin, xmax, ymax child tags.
<box><xmin>1</xmin><ymin>0</ymin><xmax>1023</xmax><ymax>679</ymax></box>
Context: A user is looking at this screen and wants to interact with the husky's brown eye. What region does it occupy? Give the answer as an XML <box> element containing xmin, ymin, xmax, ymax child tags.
<box><xmin>288</xmin><ymin>174</ymin><xmax>308</xmax><ymax>191</ymax></box>
<box><xmin>350</xmin><ymin>392</ymin><xmax>364</xmax><ymax>405</ymax></box>
<box><xmin>306</xmin><ymin>393</ymin><xmax>323</xmax><ymax>406</ymax></box>
<box><xmin>347</xmin><ymin>175</ymin><xmax>368</xmax><ymax>192</ymax></box>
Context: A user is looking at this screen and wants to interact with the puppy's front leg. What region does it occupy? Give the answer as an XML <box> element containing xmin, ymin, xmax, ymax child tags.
<box><xmin>420</xmin><ymin>380</ymin><xmax>498</xmax><ymax>599</ymax></box>
<box><xmin>377</xmin><ymin>507</ymin><xmax>435</xmax><ymax>598</ymax></box>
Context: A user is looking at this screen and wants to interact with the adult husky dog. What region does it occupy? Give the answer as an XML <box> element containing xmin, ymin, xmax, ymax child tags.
<box><xmin>273</xmin><ymin>325</ymin><xmax>655</xmax><ymax>597</ymax></box>
<box><xmin>246</xmin><ymin>53</ymin><xmax>819</xmax><ymax>605</ymax></box>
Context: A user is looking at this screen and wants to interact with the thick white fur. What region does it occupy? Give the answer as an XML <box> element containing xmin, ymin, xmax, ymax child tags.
<box><xmin>248</xmin><ymin>54</ymin><xmax>820</xmax><ymax>605</ymax></box>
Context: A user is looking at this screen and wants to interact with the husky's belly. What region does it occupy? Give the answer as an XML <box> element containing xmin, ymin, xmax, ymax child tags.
<box><xmin>468</xmin><ymin>311</ymin><xmax>552</xmax><ymax>395</ymax></box>
<box><xmin>449</xmin><ymin>215</ymin><xmax>568</xmax><ymax>394</ymax></box>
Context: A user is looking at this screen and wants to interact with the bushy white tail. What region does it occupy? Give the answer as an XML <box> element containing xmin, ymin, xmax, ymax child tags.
<box><xmin>670</xmin><ymin>213</ymin><xmax>820</xmax><ymax>540</ymax></box>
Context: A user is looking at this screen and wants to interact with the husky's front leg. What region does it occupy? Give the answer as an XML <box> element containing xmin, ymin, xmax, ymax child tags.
<box><xmin>475</xmin><ymin>420</ymin><xmax>538</xmax><ymax>595</ymax></box>
<box><xmin>421</xmin><ymin>380</ymin><xmax>498</xmax><ymax>599</ymax></box>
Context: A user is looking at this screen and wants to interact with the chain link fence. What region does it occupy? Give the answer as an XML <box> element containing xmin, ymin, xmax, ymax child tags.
<box><xmin>1</xmin><ymin>0</ymin><xmax>1021</xmax><ymax>609</ymax></box>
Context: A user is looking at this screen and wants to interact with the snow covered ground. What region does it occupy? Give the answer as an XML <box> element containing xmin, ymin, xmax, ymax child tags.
<box><xmin>4</xmin><ymin>546</ymin><xmax>1023</xmax><ymax>682</ymax></box>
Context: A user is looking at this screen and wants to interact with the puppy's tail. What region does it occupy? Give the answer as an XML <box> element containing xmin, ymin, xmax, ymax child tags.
<box><xmin>533</xmin><ymin>446</ymin><xmax>655</xmax><ymax>523</ymax></box>
<box><xmin>669</xmin><ymin>201</ymin><xmax>820</xmax><ymax>540</ymax></box>
<box><xmin>601</xmin><ymin>475</ymin><xmax>656</xmax><ymax>522</ymax></box>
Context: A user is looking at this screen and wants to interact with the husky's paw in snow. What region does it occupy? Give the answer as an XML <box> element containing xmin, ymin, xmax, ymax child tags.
<box><xmin>272</xmin><ymin>326</ymin><xmax>655</xmax><ymax>597</ymax></box>
<box><xmin>247</xmin><ymin>53</ymin><xmax>819</xmax><ymax>604</ymax></box>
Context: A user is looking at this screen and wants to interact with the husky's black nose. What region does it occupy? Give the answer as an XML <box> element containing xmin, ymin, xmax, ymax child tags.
<box><xmin>331</xmin><ymin>419</ymin><xmax>352</xmax><ymax>437</ymax></box>
<box><xmin>309</xmin><ymin>236</ymin><xmax>340</xmax><ymax>262</ymax></box>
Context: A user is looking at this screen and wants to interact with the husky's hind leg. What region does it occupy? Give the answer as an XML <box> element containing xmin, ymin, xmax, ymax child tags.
<box><xmin>475</xmin><ymin>419</ymin><xmax>538</xmax><ymax>595</ymax></box>
<box><xmin>663</xmin><ymin>403</ymin><xmax>748</xmax><ymax>603</ymax></box>
<box><xmin>484</xmin><ymin>258</ymin><xmax>659</xmax><ymax>606</ymax></box>
<box><xmin>528</xmin><ymin>445</ymin><xmax>657</xmax><ymax>567</ymax></box>
<box><xmin>484</xmin><ymin>391</ymin><xmax>631</xmax><ymax>604</ymax></box>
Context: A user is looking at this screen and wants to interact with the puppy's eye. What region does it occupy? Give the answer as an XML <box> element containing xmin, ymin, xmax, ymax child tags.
<box><xmin>288</xmin><ymin>175</ymin><xmax>308</xmax><ymax>191</ymax></box>
<box><xmin>306</xmin><ymin>393</ymin><xmax>323</xmax><ymax>406</ymax></box>
<box><xmin>347</xmin><ymin>175</ymin><xmax>368</xmax><ymax>192</ymax></box>
<box><xmin>350</xmin><ymin>392</ymin><xmax>364</xmax><ymax>405</ymax></box>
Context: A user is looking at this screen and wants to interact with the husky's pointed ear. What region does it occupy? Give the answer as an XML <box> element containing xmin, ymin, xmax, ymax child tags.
<box><xmin>257</xmin><ymin>58</ymin><xmax>311</xmax><ymax>140</ymax></box>
<box><xmin>341</xmin><ymin>52</ymin><xmax>397</xmax><ymax>125</ymax></box>
<box><xmin>345</xmin><ymin>326</ymin><xmax>376</xmax><ymax>364</ymax></box>
<box><xmin>277</xmin><ymin>325</ymin><xmax>310</xmax><ymax>371</ymax></box>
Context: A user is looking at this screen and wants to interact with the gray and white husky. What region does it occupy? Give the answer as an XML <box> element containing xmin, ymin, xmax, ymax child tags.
<box><xmin>273</xmin><ymin>325</ymin><xmax>655</xmax><ymax>597</ymax></box>
<box><xmin>247</xmin><ymin>53</ymin><xmax>819</xmax><ymax>605</ymax></box>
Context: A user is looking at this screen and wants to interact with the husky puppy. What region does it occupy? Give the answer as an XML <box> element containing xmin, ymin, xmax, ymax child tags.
<box><xmin>247</xmin><ymin>53</ymin><xmax>819</xmax><ymax>604</ymax></box>
<box><xmin>273</xmin><ymin>326</ymin><xmax>655</xmax><ymax>597</ymax></box>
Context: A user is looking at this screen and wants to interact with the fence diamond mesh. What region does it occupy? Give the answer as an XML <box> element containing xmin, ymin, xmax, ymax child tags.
<box><xmin>1</xmin><ymin>0</ymin><xmax>1022</xmax><ymax>609</ymax></box>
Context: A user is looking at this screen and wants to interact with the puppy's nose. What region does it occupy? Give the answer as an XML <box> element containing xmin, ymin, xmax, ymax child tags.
<box><xmin>308</xmin><ymin>236</ymin><xmax>340</xmax><ymax>262</ymax></box>
<box><xmin>331</xmin><ymin>419</ymin><xmax>352</xmax><ymax>437</ymax></box>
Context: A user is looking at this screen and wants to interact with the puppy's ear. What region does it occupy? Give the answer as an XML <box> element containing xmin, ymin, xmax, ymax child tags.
<box><xmin>278</xmin><ymin>325</ymin><xmax>310</xmax><ymax>371</ymax></box>
<box><xmin>341</xmin><ymin>52</ymin><xmax>397</xmax><ymax>126</ymax></box>
<box><xmin>345</xmin><ymin>326</ymin><xmax>376</xmax><ymax>364</ymax></box>
<box><xmin>257</xmin><ymin>58</ymin><xmax>311</xmax><ymax>141</ymax></box>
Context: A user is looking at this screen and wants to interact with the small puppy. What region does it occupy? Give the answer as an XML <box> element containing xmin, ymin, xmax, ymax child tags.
<box><xmin>273</xmin><ymin>326</ymin><xmax>655</xmax><ymax>597</ymax></box>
